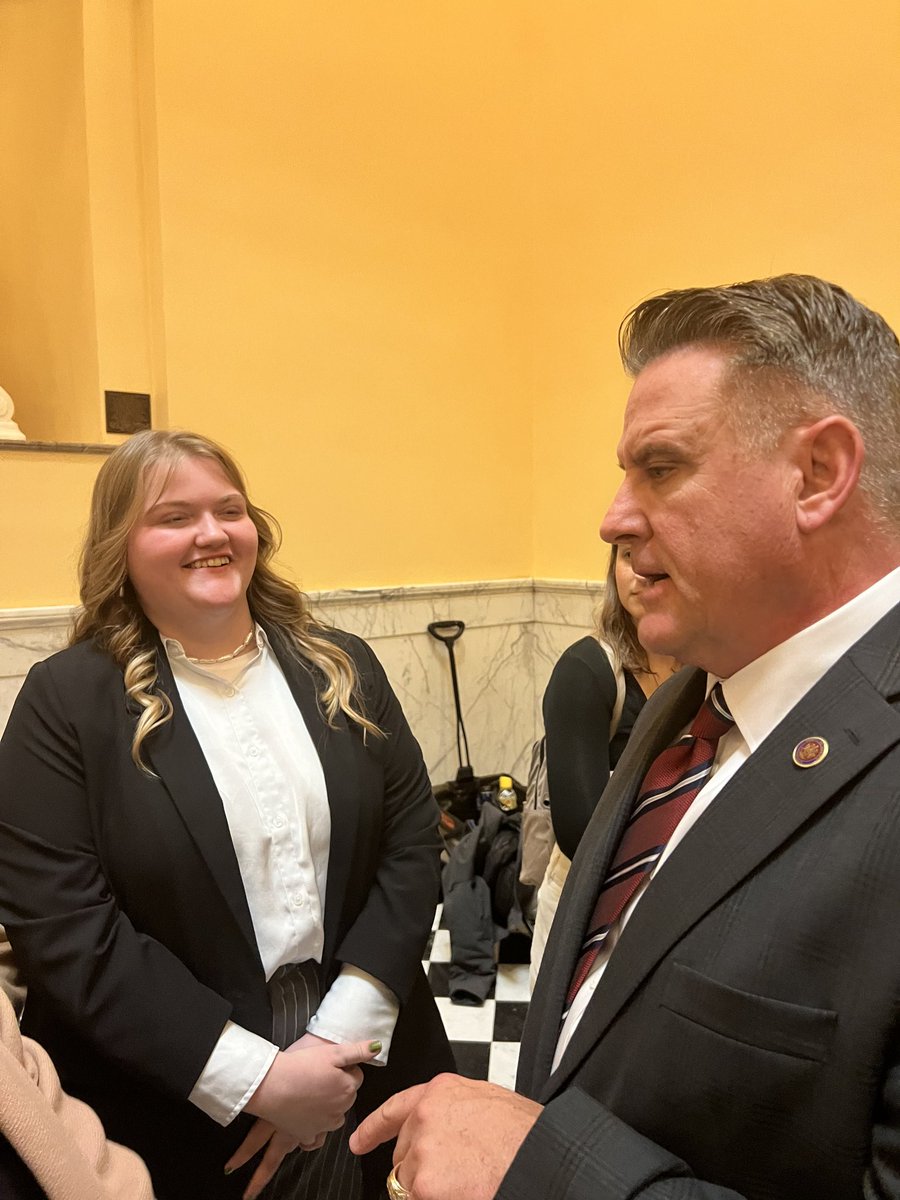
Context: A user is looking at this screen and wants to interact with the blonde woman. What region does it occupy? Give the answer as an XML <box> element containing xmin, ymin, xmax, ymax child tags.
<box><xmin>0</xmin><ymin>431</ymin><xmax>452</xmax><ymax>1200</ymax></box>
<box><xmin>530</xmin><ymin>544</ymin><xmax>678</xmax><ymax>983</ymax></box>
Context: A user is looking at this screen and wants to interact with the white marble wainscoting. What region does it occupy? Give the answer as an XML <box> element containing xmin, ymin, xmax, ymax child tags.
<box><xmin>0</xmin><ymin>609</ymin><xmax>73</xmax><ymax>738</ymax></box>
<box><xmin>0</xmin><ymin>579</ymin><xmax>602</xmax><ymax>784</ymax></box>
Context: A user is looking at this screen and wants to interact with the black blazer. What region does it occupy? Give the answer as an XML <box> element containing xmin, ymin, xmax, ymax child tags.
<box><xmin>0</xmin><ymin>624</ymin><xmax>453</xmax><ymax>1199</ymax></box>
<box><xmin>504</xmin><ymin>600</ymin><xmax>900</xmax><ymax>1200</ymax></box>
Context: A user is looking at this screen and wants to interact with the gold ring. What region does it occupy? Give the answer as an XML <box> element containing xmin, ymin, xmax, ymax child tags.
<box><xmin>386</xmin><ymin>1164</ymin><xmax>411</xmax><ymax>1200</ymax></box>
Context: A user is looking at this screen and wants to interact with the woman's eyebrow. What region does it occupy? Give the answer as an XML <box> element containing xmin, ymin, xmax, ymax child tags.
<box><xmin>145</xmin><ymin>492</ymin><xmax>243</xmax><ymax>514</ymax></box>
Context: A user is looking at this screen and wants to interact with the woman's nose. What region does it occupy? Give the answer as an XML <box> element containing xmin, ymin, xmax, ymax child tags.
<box><xmin>194</xmin><ymin>513</ymin><xmax>228</xmax><ymax>544</ymax></box>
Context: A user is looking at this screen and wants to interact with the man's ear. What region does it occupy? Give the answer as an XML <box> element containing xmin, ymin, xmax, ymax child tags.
<box><xmin>793</xmin><ymin>415</ymin><xmax>864</xmax><ymax>533</ymax></box>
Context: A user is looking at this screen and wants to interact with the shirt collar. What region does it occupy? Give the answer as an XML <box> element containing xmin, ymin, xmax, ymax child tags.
<box><xmin>163</xmin><ymin>622</ymin><xmax>269</xmax><ymax>678</ymax></box>
<box><xmin>713</xmin><ymin>566</ymin><xmax>900</xmax><ymax>754</ymax></box>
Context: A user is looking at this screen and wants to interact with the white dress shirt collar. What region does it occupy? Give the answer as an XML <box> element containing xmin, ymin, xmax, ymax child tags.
<box><xmin>716</xmin><ymin>566</ymin><xmax>900</xmax><ymax>754</ymax></box>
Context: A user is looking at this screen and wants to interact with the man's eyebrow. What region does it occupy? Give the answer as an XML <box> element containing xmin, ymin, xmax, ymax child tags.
<box><xmin>625</xmin><ymin>440</ymin><xmax>685</xmax><ymax>468</ymax></box>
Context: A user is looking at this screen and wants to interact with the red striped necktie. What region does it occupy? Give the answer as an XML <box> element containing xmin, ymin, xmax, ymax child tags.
<box><xmin>565</xmin><ymin>682</ymin><xmax>735</xmax><ymax>1013</ymax></box>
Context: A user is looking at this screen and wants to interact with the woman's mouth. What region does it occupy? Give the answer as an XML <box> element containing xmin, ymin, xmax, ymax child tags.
<box><xmin>186</xmin><ymin>556</ymin><xmax>231</xmax><ymax>569</ymax></box>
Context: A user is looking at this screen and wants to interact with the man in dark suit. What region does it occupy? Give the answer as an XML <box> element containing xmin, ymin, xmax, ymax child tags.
<box><xmin>352</xmin><ymin>274</ymin><xmax>900</xmax><ymax>1199</ymax></box>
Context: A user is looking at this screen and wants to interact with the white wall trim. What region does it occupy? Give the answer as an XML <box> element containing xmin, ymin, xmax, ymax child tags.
<box><xmin>0</xmin><ymin>579</ymin><xmax>603</xmax><ymax>631</ymax></box>
<box><xmin>0</xmin><ymin>606</ymin><xmax>75</xmax><ymax>630</ymax></box>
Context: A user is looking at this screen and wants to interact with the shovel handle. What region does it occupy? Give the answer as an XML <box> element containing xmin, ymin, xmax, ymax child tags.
<box><xmin>427</xmin><ymin>620</ymin><xmax>465</xmax><ymax>645</ymax></box>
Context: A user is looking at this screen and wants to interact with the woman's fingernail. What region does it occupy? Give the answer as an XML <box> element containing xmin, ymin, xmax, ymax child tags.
<box><xmin>224</xmin><ymin>1165</ymin><xmax>234</xmax><ymax>1175</ymax></box>
<box><xmin>369</xmin><ymin>1040</ymin><xmax>382</xmax><ymax>1053</ymax></box>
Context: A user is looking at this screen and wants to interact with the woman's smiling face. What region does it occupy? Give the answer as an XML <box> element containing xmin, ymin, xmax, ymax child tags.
<box><xmin>126</xmin><ymin>454</ymin><xmax>259</xmax><ymax>644</ymax></box>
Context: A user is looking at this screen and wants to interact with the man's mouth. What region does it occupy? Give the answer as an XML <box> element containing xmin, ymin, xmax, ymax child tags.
<box><xmin>185</xmin><ymin>556</ymin><xmax>231</xmax><ymax>569</ymax></box>
<box><xmin>635</xmin><ymin>571</ymin><xmax>669</xmax><ymax>585</ymax></box>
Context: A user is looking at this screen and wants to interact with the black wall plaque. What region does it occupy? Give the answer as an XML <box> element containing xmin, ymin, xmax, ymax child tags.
<box><xmin>105</xmin><ymin>391</ymin><xmax>151</xmax><ymax>434</ymax></box>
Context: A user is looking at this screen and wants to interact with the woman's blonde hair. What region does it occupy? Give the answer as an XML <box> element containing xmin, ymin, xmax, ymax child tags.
<box><xmin>71</xmin><ymin>429</ymin><xmax>380</xmax><ymax>770</ymax></box>
<box><xmin>594</xmin><ymin>544</ymin><xmax>651</xmax><ymax>676</ymax></box>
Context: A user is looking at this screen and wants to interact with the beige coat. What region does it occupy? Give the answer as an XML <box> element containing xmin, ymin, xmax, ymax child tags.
<box><xmin>0</xmin><ymin>988</ymin><xmax>154</xmax><ymax>1199</ymax></box>
<box><xmin>0</xmin><ymin>923</ymin><xmax>25</xmax><ymax>1013</ymax></box>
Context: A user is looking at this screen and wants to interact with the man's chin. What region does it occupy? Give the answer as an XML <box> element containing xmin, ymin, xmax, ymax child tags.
<box><xmin>634</xmin><ymin>615</ymin><xmax>683</xmax><ymax>660</ymax></box>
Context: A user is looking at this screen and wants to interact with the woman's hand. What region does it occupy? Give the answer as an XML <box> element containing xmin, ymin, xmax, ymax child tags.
<box><xmin>225</xmin><ymin>1121</ymin><xmax>306</xmax><ymax>1200</ymax></box>
<box><xmin>247</xmin><ymin>1033</ymin><xmax>379</xmax><ymax>1139</ymax></box>
<box><xmin>225</xmin><ymin>1036</ymin><xmax>380</xmax><ymax>1198</ymax></box>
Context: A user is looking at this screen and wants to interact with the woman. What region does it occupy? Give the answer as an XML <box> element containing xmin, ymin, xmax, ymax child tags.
<box><xmin>530</xmin><ymin>544</ymin><xmax>679</xmax><ymax>983</ymax></box>
<box><xmin>0</xmin><ymin>430</ymin><xmax>453</xmax><ymax>1200</ymax></box>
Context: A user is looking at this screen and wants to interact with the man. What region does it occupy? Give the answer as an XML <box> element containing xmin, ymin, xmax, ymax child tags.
<box><xmin>351</xmin><ymin>274</ymin><xmax>900</xmax><ymax>1199</ymax></box>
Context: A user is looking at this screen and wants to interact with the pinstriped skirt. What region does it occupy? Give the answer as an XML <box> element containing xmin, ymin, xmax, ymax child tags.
<box><xmin>264</xmin><ymin>962</ymin><xmax>363</xmax><ymax>1200</ymax></box>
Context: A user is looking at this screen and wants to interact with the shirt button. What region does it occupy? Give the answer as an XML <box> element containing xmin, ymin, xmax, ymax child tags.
<box><xmin>249</xmin><ymin>746</ymin><xmax>259</xmax><ymax>758</ymax></box>
<box><xmin>292</xmin><ymin>893</ymin><xmax>304</xmax><ymax>907</ymax></box>
<box><xmin>272</xmin><ymin>816</ymin><xmax>285</xmax><ymax>830</ymax></box>
<box><xmin>225</xmin><ymin>686</ymin><xmax>236</xmax><ymax>698</ymax></box>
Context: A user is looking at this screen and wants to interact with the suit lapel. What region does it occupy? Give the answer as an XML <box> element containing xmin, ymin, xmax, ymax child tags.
<box><xmin>144</xmin><ymin>645</ymin><xmax>260</xmax><ymax>959</ymax></box>
<box><xmin>542</xmin><ymin>609</ymin><xmax>900</xmax><ymax>1099</ymax></box>
<box><xmin>523</xmin><ymin>668</ymin><xmax>705</xmax><ymax>1093</ymax></box>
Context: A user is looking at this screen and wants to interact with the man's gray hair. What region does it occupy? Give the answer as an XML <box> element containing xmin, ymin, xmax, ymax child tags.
<box><xmin>619</xmin><ymin>274</ymin><xmax>900</xmax><ymax>526</ymax></box>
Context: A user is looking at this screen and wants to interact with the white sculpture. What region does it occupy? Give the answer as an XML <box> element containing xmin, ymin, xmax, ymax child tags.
<box><xmin>0</xmin><ymin>386</ymin><xmax>25</xmax><ymax>440</ymax></box>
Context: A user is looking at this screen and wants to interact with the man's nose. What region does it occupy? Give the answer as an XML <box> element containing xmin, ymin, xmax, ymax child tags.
<box><xmin>599</xmin><ymin>478</ymin><xmax>643</xmax><ymax>545</ymax></box>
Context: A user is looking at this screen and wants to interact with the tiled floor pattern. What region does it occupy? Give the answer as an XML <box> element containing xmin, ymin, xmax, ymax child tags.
<box><xmin>422</xmin><ymin>905</ymin><xmax>531</xmax><ymax>1090</ymax></box>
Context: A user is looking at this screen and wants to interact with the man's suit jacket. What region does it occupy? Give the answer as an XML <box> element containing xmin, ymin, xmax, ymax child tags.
<box><xmin>0</xmin><ymin>623</ymin><xmax>453</xmax><ymax>1199</ymax></box>
<box><xmin>505</xmin><ymin>600</ymin><xmax>900</xmax><ymax>1200</ymax></box>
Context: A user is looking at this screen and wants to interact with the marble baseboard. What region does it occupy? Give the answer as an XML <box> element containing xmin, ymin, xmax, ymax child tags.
<box><xmin>0</xmin><ymin>579</ymin><xmax>602</xmax><ymax>784</ymax></box>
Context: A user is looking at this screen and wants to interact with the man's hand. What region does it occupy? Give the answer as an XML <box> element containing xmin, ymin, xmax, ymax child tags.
<box><xmin>350</xmin><ymin>1073</ymin><xmax>542</xmax><ymax>1200</ymax></box>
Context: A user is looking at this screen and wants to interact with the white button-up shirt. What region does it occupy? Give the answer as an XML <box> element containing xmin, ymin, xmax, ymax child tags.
<box><xmin>163</xmin><ymin>628</ymin><xmax>397</xmax><ymax>1125</ymax></box>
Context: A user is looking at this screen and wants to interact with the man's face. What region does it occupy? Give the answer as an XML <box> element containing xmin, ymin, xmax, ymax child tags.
<box><xmin>600</xmin><ymin>346</ymin><xmax>803</xmax><ymax>678</ymax></box>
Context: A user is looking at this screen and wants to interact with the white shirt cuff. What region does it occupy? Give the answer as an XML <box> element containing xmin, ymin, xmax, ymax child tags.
<box><xmin>188</xmin><ymin>1020</ymin><xmax>279</xmax><ymax>1126</ymax></box>
<box><xmin>307</xmin><ymin>965</ymin><xmax>399</xmax><ymax>1065</ymax></box>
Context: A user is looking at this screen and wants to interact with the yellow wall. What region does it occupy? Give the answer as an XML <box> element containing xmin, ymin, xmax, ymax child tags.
<box><xmin>1</xmin><ymin>454</ymin><xmax>98</xmax><ymax>600</ymax></box>
<box><xmin>0</xmin><ymin>0</ymin><xmax>100</xmax><ymax>443</ymax></box>
<box><xmin>150</xmin><ymin>0</ymin><xmax>534</xmax><ymax>592</ymax></box>
<box><xmin>2</xmin><ymin>0</ymin><xmax>899</xmax><ymax>606</ymax></box>
<box><xmin>529</xmin><ymin>0</ymin><xmax>900</xmax><ymax>578</ymax></box>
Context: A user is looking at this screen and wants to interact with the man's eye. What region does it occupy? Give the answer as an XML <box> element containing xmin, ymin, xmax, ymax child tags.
<box><xmin>646</xmin><ymin>465</ymin><xmax>673</xmax><ymax>481</ymax></box>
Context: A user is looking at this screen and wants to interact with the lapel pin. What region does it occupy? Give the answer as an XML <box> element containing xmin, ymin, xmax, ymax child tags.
<box><xmin>792</xmin><ymin>737</ymin><xmax>829</xmax><ymax>768</ymax></box>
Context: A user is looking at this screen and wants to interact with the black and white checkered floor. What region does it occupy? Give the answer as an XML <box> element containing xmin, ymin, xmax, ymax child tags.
<box><xmin>422</xmin><ymin>904</ymin><xmax>531</xmax><ymax>1089</ymax></box>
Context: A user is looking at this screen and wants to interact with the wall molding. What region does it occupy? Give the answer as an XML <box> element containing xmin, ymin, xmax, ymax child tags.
<box><xmin>0</xmin><ymin>606</ymin><xmax>75</xmax><ymax>630</ymax></box>
<box><xmin>0</xmin><ymin>579</ymin><xmax>603</xmax><ymax>779</ymax></box>
<box><xmin>0</xmin><ymin>578</ymin><xmax>602</xmax><ymax>631</ymax></box>
<box><xmin>0</xmin><ymin>441</ymin><xmax>116</xmax><ymax>455</ymax></box>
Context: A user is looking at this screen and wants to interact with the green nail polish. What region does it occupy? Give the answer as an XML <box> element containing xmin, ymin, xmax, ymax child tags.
<box><xmin>224</xmin><ymin>1166</ymin><xmax>234</xmax><ymax>1175</ymax></box>
<box><xmin>369</xmin><ymin>1040</ymin><xmax>382</xmax><ymax>1053</ymax></box>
